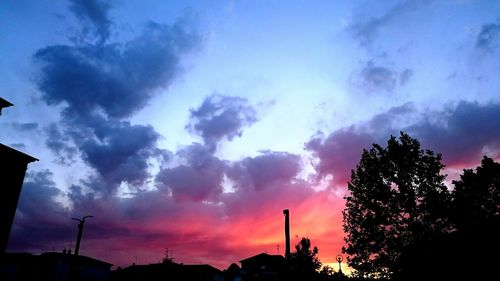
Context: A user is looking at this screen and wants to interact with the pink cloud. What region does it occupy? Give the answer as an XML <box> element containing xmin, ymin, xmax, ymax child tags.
<box><xmin>70</xmin><ymin>186</ymin><xmax>347</xmax><ymax>270</ymax></box>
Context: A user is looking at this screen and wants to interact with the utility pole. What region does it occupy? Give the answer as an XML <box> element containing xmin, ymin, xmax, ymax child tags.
<box><xmin>72</xmin><ymin>215</ymin><xmax>93</xmax><ymax>256</ymax></box>
<box><xmin>283</xmin><ymin>209</ymin><xmax>291</xmax><ymax>259</ymax></box>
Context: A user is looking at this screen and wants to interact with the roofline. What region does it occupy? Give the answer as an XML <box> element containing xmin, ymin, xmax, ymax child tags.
<box><xmin>0</xmin><ymin>97</ymin><xmax>13</xmax><ymax>115</ymax></box>
<box><xmin>239</xmin><ymin>253</ymin><xmax>285</xmax><ymax>263</ymax></box>
<box><xmin>0</xmin><ymin>97</ymin><xmax>13</xmax><ymax>108</ymax></box>
<box><xmin>120</xmin><ymin>262</ymin><xmax>221</xmax><ymax>271</ymax></box>
<box><xmin>182</xmin><ymin>264</ymin><xmax>222</xmax><ymax>270</ymax></box>
<box><xmin>0</xmin><ymin>143</ymin><xmax>38</xmax><ymax>163</ymax></box>
<box><xmin>40</xmin><ymin>252</ymin><xmax>113</xmax><ymax>266</ymax></box>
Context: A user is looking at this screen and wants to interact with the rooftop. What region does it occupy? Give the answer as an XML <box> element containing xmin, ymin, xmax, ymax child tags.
<box><xmin>0</xmin><ymin>143</ymin><xmax>38</xmax><ymax>163</ymax></box>
<box><xmin>0</xmin><ymin>97</ymin><xmax>13</xmax><ymax>115</ymax></box>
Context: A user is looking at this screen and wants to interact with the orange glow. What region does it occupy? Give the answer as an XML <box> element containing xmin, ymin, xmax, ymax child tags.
<box><xmin>78</xmin><ymin>185</ymin><xmax>349</xmax><ymax>271</ymax></box>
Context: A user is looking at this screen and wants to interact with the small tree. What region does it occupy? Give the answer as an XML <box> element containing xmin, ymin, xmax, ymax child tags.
<box><xmin>318</xmin><ymin>265</ymin><xmax>335</xmax><ymax>281</ymax></box>
<box><xmin>342</xmin><ymin>132</ymin><xmax>451</xmax><ymax>278</ymax></box>
<box><xmin>289</xmin><ymin>237</ymin><xmax>322</xmax><ymax>280</ymax></box>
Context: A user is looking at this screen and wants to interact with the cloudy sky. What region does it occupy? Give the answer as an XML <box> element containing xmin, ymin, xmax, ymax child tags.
<box><xmin>1</xmin><ymin>0</ymin><xmax>499</xmax><ymax>270</ymax></box>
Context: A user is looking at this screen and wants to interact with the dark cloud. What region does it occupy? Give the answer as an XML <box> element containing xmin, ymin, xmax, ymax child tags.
<box><xmin>66</xmin><ymin>184</ymin><xmax>137</xmax><ymax>241</ymax></box>
<box><xmin>306</xmin><ymin>103</ymin><xmax>416</xmax><ymax>185</ymax></box>
<box><xmin>8</xmin><ymin>165</ymin><xmax>321</xmax><ymax>268</ymax></box>
<box><xmin>11</xmin><ymin>156</ymin><xmax>316</xmax><ymax>263</ymax></box>
<box><xmin>359</xmin><ymin>62</ymin><xmax>397</xmax><ymax>92</ymax></box>
<box><xmin>307</xmin><ymin>101</ymin><xmax>500</xmax><ymax>186</ymax></box>
<box><xmin>65</xmin><ymin>185</ymin><xmax>243</xmax><ymax>267</ymax></box>
<box><xmin>409</xmin><ymin>101</ymin><xmax>500</xmax><ymax>165</ymax></box>
<box><xmin>350</xmin><ymin>16</ymin><xmax>386</xmax><ymax>47</ymax></box>
<box><xmin>306</xmin><ymin>128</ymin><xmax>375</xmax><ymax>186</ymax></box>
<box><xmin>367</xmin><ymin>102</ymin><xmax>417</xmax><ymax>131</ymax></box>
<box><xmin>187</xmin><ymin>94</ymin><xmax>258</xmax><ymax>147</ymax></box>
<box><xmin>353</xmin><ymin>62</ymin><xmax>413</xmax><ymax>93</ymax></box>
<box><xmin>78</xmin><ymin>117</ymin><xmax>161</xmax><ymax>190</ymax></box>
<box><xmin>476</xmin><ymin>21</ymin><xmax>500</xmax><ymax>52</ymax></box>
<box><xmin>11</xmin><ymin>122</ymin><xmax>38</xmax><ymax>131</ymax></box>
<box><xmin>67</xmin><ymin>182</ymin><xmax>225</xmax><ymax>241</ymax></box>
<box><xmin>43</xmin><ymin>106</ymin><xmax>166</xmax><ymax>195</ymax></box>
<box><xmin>350</xmin><ymin>0</ymin><xmax>430</xmax><ymax>46</ymax></box>
<box><xmin>399</xmin><ymin>69</ymin><xmax>413</xmax><ymax>85</ymax></box>
<box><xmin>35</xmin><ymin>13</ymin><xmax>201</xmax><ymax>194</ymax></box>
<box><xmin>43</xmin><ymin>113</ymin><xmax>170</xmax><ymax>195</ymax></box>
<box><xmin>156</xmin><ymin>143</ymin><xmax>227</xmax><ymax>202</ymax></box>
<box><xmin>34</xmin><ymin>17</ymin><xmax>202</xmax><ymax>119</ymax></box>
<box><xmin>10</xmin><ymin>172</ymin><xmax>216</xmax><ymax>255</ymax></box>
<box><xmin>44</xmin><ymin>123</ymin><xmax>77</xmax><ymax>163</ymax></box>
<box><xmin>8</xmin><ymin>170</ymin><xmax>72</xmax><ymax>251</ymax></box>
<box><xmin>68</xmin><ymin>0</ymin><xmax>112</xmax><ymax>43</ymax></box>
<box><xmin>155</xmin><ymin>147</ymin><xmax>301</xmax><ymax>202</ymax></box>
<box><xmin>228</xmin><ymin>151</ymin><xmax>301</xmax><ymax>191</ymax></box>
<box><xmin>221</xmin><ymin>169</ymin><xmax>313</xmax><ymax>221</ymax></box>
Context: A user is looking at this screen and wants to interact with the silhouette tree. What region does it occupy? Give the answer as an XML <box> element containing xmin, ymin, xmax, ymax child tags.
<box><xmin>289</xmin><ymin>237</ymin><xmax>322</xmax><ymax>280</ymax></box>
<box><xmin>224</xmin><ymin>263</ymin><xmax>241</xmax><ymax>281</ymax></box>
<box><xmin>342</xmin><ymin>132</ymin><xmax>451</xmax><ymax>278</ymax></box>
<box><xmin>451</xmin><ymin>156</ymin><xmax>500</xmax><ymax>231</ymax></box>
<box><xmin>317</xmin><ymin>265</ymin><xmax>336</xmax><ymax>281</ymax></box>
<box><xmin>398</xmin><ymin>156</ymin><xmax>500</xmax><ymax>280</ymax></box>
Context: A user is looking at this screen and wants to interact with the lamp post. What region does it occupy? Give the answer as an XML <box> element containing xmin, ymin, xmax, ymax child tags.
<box><xmin>336</xmin><ymin>254</ymin><xmax>343</xmax><ymax>275</ymax></box>
<box><xmin>72</xmin><ymin>215</ymin><xmax>93</xmax><ymax>256</ymax></box>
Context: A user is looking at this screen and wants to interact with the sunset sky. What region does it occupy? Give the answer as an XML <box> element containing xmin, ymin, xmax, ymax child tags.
<box><xmin>1</xmin><ymin>0</ymin><xmax>500</xmax><ymax>270</ymax></box>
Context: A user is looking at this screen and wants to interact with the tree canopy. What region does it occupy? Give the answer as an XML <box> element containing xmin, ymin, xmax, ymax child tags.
<box><xmin>451</xmin><ymin>156</ymin><xmax>500</xmax><ymax>231</ymax></box>
<box><xmin>289</xmin><ymin>237</ymin><xmax>322</xmax><ymax>280</ymax></box>
<box><xmin>398</xmin><ymin>156</ymin><xmax>500</xmax><ymax>280</ymax></box>
<box><xmin>342</xmin><ymin>132</ymin><xmax>451</xmax><ymax>278</ymax></box>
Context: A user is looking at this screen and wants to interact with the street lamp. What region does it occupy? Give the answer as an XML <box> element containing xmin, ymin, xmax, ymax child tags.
<box><xmin>336</xmin><ymin>254</ymin><xmax>343</xmax><ymax>275</ymax></box>
<box><xmin>72</xmin><ymin>215</ymin><xmax>93</xmax><ymax>256</ymax></box>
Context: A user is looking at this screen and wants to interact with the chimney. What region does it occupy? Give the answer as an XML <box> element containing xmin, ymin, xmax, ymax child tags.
<box><xmin>283</xmin><ymin>209</ymin><xmax>291</xmax><ymax>258</ymax></box>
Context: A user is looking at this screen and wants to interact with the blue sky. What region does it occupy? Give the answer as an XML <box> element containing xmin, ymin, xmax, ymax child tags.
<box><xmin>1</xmin><ymin>0</ymin><xmax>499</xmax><ymax>270</ymax></box>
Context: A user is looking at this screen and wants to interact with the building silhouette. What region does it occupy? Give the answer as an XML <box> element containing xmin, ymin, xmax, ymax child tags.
<box><xmin>0</xmin><ymin>98</ymin><xmax>38</xmax><ymax>254</ymax></box>
<box><xmin>0</xmin><ymin>97</ymin><xmax>13</xmax><ymax>115</ymax></box>
<box><xmin>109</xmin><ymin>261</ymin><xmax>222</xmax><ymax>281</ymax></box>
<box><xmin>0</xmin><ymin>251</ymin><xmax>112</xmax><ymax>281</ymax></box>
<box><xmin>1</xmin><ymin>98</ymin><xmax>115</xmax><ymax>280</ymax></box>
<box><xmin>240</xmin><ymin>253</ymin><xmax>286</xmax><ymax>281</ymax></box>
<box><xmin>236</xmin><ymin>210</ymin><xmax>292</xmax><ymax>281</ymax></box>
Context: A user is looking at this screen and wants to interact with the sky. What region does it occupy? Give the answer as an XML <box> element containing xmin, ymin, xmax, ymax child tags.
<box><xmin>1</xmin><ymin>0</ymin><xmax>500</xmax><ymax>271</ymax></box>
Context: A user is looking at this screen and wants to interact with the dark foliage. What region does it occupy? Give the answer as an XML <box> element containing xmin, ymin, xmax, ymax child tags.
<box><xmin>397</xmin><ymin>156</ymin><xmax>500</xmax><ymax>280</ymax></box>
<box><xmin>343</xmin><ymin>132</ymin><xmax>500</xmax><ymax>280</ymax></box>
<box><xmin>288</xmin><ymin>237</ymin><xmax>322</xmax><ymax>280</ymax></box>
<box><xmin>342</xmin><ymin>132</ymin><xmax>451</xmax><ymax>278</ymax></box>
<box><xmin>451</xmin><ymin>156</ymin><xmax>500</xmax><ymax>231</ymax></box>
